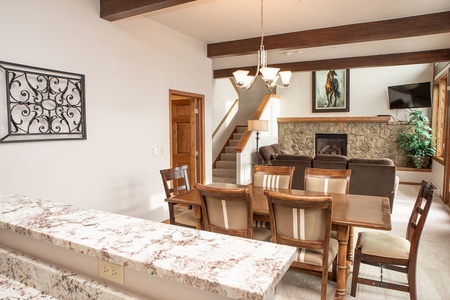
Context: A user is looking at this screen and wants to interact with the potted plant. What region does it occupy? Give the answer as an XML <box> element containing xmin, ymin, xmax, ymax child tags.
<box><xmin>396</xmin><ymin>110</ymin><xmax>436</xmax><ymax>169</ymax></box>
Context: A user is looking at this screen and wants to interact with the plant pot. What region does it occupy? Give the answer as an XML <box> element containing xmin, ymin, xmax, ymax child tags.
<box><xmin>407</xmin><ymin>156</ymin><xmax>431</xmax><ymax>169</ymax></box>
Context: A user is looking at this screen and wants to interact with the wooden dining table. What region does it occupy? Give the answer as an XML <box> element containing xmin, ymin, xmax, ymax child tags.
<box><xmin>165</xmin><ymin>182</ymin><xmax>392</xmax><ymax>299</ymax></box>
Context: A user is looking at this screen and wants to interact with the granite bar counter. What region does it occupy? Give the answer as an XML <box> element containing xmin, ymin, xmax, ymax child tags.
<box><xmin>0</xmin><ymin>193</ymin><xmax>296</xmax><ymax>300</ymax></box>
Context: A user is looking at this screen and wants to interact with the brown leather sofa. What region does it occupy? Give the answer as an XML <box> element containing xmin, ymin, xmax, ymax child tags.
<box><xmin>347</xmin><ymin>158</ymin><xmax>398</xmax><ymax>213</ymax></box>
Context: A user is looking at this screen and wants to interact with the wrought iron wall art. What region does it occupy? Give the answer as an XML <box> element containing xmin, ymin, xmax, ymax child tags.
<box><xmin>0</xmin><ymin>61</ymin><xmax>86</xmax><ymax>143</ymax></box>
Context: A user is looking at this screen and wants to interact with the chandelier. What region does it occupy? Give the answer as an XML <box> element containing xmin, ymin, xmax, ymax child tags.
<box><xmin>233</xmin><ymin>0</ymin><xmax>292</xmax><ymax>91</ymax></box>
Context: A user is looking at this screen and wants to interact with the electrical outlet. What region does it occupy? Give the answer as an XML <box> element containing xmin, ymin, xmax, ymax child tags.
<box><xmin>98</xmin><ymin>259</ymin><xmax>124</xmax><ymax>285</ymax></box>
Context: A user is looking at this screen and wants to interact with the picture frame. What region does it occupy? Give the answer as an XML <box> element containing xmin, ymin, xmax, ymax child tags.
<box><xmin>312</xmin><ymin>69</ymin><xmax>350</xmax><ymax>113</ymax></box>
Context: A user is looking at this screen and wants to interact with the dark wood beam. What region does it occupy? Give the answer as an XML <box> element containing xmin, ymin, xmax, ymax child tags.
<box><xmin>100</xmin><ymin>0</ymin><xmax>197</xmax><ymax>21</ymax></box>
<box><xmin>213</xmin><ymin>49</ymin><xmax>450</xmax><ymax>78</ymax></box>
<box><xmin>208</xmin><ymin>11</ymin><xmax>450</xmax><ymax>58</ymax></box>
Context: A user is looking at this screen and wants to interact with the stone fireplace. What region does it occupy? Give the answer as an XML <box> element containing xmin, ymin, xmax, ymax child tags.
<box><xmin>315</xmin><ymin>133</ymin><xmax>347</xmax><ymax>155</ymax></box>
<box><xmin>277</xmin><ymin>116</ymin><xmax>408</xmax><ymax>166</ymax></box>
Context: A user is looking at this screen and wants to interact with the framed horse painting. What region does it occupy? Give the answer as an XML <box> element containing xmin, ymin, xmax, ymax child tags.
<box><xmin>312</xmin><ymin>69</ymin><xmax>350</xmax><ymax>112</ymax></box>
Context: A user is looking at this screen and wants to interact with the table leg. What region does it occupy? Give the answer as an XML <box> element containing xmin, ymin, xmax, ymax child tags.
<box><xmin>347</xmin><ymin>226</ymin><xmax>354</xmax><ymax>263</ymax></box>
<box><xmin>335</xmin><ymin>225</ymin><xmax>349</xmax><ymax>299</ymax></box>
<box><xmin>193</xmin><ymin>206</ymin><xmax>202</xmax><ymax>230</ymax></box>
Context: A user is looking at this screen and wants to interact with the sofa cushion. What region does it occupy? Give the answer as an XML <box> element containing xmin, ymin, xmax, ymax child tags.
<box><xmin>313</xmin><ymin>154</ymin><xmax>348</xmax><ymax>162</ymax></box>
<box><xmin>276</xmin><ymin>154</ymin><xmax>313</xmax><ymax>162</ymax></box>
<box><xmin>347</xmin><ymin>158</ymin><xmax>394</xmax><ymax>166</ymax></box>
<box><xmin>259</xmin><ymin>146</ymin><xmax>276</xmax><ymax>164</ymax></box>
<box><xmin>271</xmin><ymin>143</ymin><xmax>283</xmax><ymax>155</ymax></box>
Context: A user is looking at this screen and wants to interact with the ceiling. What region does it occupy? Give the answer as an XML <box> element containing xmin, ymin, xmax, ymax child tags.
<box><xmin>105</xmin><ymin>0</ymin><xmax>450</xmax><ymax>72</ymax></box>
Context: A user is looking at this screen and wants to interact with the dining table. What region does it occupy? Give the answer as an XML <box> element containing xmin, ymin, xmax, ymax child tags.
<box><xmin>165</xmin><ymin>182</ymin><xmax>392</xmax><ymax>299</ymax></box>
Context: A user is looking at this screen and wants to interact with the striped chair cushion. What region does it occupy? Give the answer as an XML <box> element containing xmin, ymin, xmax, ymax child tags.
<box><xmin>254</xmin><ymin>174</ymin><xmax>292</xmax><ymax>189</ymax></box>
<box><xmin>206</xmin><ymin>197</ymin><xmax>248</xmax><ymax>230</ymax></box>
<box><xmin>275</xmin><ymin>205</ymin><xmax>327</xmax><ymax>240</ymax></box>
<box><xmin>305</xmin><ymin>177</ymin><xmax>348</xmax><ymax>194</ymax></box>
<box><xmin>295</xmin><ymin>238</ymin><xmax>338</xmax><ymax>266</ymax></box>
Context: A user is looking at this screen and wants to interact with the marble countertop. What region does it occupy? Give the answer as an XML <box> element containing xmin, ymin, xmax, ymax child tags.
<box><xmin>0</xmin><ymin>194</ymin><xmax>296</xmax><ymax>299</ymax></box>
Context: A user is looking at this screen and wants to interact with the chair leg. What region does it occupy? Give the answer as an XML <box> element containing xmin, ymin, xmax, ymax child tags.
<box><xmin>321</xmin><ymin>268</ymin><xmax>328</xmax><ymax>300</ymax></box>
<box><xmin>168</xmin><ymin>203</ymin><xmax>176</xmax><ymax>225</ymax></box>
<box><xmin>350</xmin><ymin>247</ymin><xmax>362</xmax><ymax>297</ymax></box>
<box><xmin>408</xmin><ymin>265</ymin><xmax>417</xmax><ymax>300</ymax></box>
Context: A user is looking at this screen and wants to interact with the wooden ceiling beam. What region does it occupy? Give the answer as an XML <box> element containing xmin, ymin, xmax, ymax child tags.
<box><xmin>100</xmin><ymin>0</ymin><xmax>198</xmax><ymax>21</ymax></box>
<box><xmin>208</xmin><ymin>11</ymin><xmax>450</xmax><ymax>58</ymax></box>
<box><xmin>213</xmin><ymin>48</ymin><xmax>450</xmax><ymax>78</ymax></box>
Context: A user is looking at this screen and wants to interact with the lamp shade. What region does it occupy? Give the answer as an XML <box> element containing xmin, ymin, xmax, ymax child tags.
<box><xmin>248</xmin><ymin>119</ymin><xmax>269</xmax><ymax>132</ymax></box>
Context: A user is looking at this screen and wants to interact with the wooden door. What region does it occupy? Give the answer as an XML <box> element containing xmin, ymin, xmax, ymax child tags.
<box><xmin>170</xmin><ymin>90</ymin><xmax>204</xmax><ymax>187</ymax></box>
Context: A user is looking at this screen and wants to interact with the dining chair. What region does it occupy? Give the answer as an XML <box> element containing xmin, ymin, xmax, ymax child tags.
<box><xmin>264</xmin><ymin>190</ymin><xmax>338</xmax><ymax>300</ymax></box>
<box><xmin>194</xmin><ymin>183</ymin><xmax>271</xmax><ymax>241</ymax></box>
<box><xmin>252</xmin><ymin>165</ymin><xmax>295</xmax><ymax>229</ymax></box>
<box><xmin>252</xmin><ymin>165</ymin><xmax>295</xmax><ymax>189</ymax></box>
<box><xmin>304</xmin><ymin>167</ymin><xmax>351</xmax><ymax>194</ymax></box>
<box><xmin>160</xmin><ymin>165</ymin><xmax>196</xmax><ymax>228</ymax></box>
<box><xmin>304</xmin><ymin>167</ymin><xmax>351</xmax><ymax>272</ymax></box>
<box><xmin>350</xmin><ymin>180</ymin><xmax>436</xmax><ymax>300</ymax></box>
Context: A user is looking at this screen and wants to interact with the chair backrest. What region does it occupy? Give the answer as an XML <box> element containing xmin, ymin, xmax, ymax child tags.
<box><xmin>160</xmin><ymin>165</ymin><xmax>190</xmax><ymax>198</ymax></box>
<box><xmin>252</xmin><ymin>165</ymin><xmax>295</xmax><ymax>189</ymax></box>
<box><xmin>194</xmin><ymin>183</ymin><xmax>253</xmax><ymax>238</ymax></box>
<box><xmin>406</xmin><ymin>180</ymin><xmax>436</xmax><ymax>261</ymax></box>
<box><xmin>264</xmin><ymin>190</ymin><xmax>333</xmax><ymax>266</ymax></box>
<box><xmin>304</xmin><ymin>167</ymin><xmax>351</xmax><ymax>194</ymax></box>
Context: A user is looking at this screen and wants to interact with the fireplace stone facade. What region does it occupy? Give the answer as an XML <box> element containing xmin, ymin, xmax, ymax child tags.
<box><xmin>277</xmin><ymin>117</ymin><xmax>408</xmax><ymax>166</ymax></box>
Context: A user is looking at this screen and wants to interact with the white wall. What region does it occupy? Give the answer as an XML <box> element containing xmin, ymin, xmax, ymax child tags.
<box><xmin>277</xmin><ymin>64</ymin><xmax>433</xmax><ymax>120</ymax></box>
<box><xmin>0</xmin><ymin>0</ymin><xmax>213</xmax><ymax>221</ymax></box>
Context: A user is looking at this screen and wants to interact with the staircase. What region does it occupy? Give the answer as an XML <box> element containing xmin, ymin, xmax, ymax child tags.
<box><xmin>212</xmin><ymin>125</ymin><xmax>247</xmax><ymax>183</ymax></box>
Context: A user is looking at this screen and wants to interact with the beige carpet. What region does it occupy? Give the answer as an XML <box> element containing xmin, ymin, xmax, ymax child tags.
<box><xmin>274</xmin><ymin>184</ymin><xmax>450</xmax><ymax>299</ymax></box>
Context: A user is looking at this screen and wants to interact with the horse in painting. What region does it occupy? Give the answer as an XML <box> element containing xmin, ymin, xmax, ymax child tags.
<box><xmin>325</xmin><ymin>70</ymin><xmax>341</xmax><ymax>107</ymax></box>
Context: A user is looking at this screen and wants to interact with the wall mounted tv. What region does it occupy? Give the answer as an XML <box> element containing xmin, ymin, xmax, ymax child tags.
<box><xmin>388</xmin><ymin>81</ymin><xmax>432</xmax><ymax>109</ymax></box>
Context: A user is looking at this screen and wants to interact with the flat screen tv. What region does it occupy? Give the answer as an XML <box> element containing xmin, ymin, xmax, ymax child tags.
<box><xmin>388</xmin><ymin>81</ymin><xmax>432</xmax><ymax>109</ymax></box>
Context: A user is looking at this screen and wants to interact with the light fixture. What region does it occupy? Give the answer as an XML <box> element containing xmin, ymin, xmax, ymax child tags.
<box><xmin>248</xmin><ymin>119</ymin><xmax>269</xmax><ymax>165</ymax></box>
<box><xmin>233</xmin><ymin>0</ymin><xmax>292</xmax><ymax>91</ymax></box>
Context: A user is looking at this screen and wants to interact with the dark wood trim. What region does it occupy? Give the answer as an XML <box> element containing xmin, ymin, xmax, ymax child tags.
<box><xmin>277</xmin><ymin>116</ymin><xmax>390</xmax><ymax>123</ymax></box>
<box><xmin>100</xmin><ymin>0</ymin><xmax>197</xmax><ymax>21</ymax></box>
<box><xmin>213</xmin><ymin>49</ymin><xmax>450</xmax><ymax>78</ymax></box>
<box><xmin>208</xmin><ymin>11</ymin><xmax>450</xmax><ymax>58</ymax></box>
<box><xmin>396</xmin><ymin>167</ymin><xmax>432</xmax><ymax>172</ymax></box>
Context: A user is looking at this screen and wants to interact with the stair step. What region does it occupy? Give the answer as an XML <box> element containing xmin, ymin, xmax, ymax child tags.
<box><xmin>233</xmin><ymin>133</ymin><xmax>243</xmax><ymax>140</ymax></box>
<box><xmin>212</xmin><ymin>176</ymin><xmax>236</xmax><ymax>184</ymax></box>
<box><xmin>220</xmin><ymin>153</ymin><xmax>236</xmax><ymax>161</ymax></box>
<box><xmin>225</xmin><ymin>146</ymin><xmax>236</xmax><ymax>153</ymax></box>
<box><xmin>228</xmin><ymin>140</ymin><xmax>238</xmax><ymax>146</ymax></box>
<box><xmin>213</xmin><ymin>168</ymin><xmax>236</xmax><ymax>178</ymax></box>
<box><xmin>236</xmin><ymin>126</ymin><xmax>247</xmax><ymax>133</ymax></box>
<box><xmin>216</xmin><ymin>160</ymin><xmax>236</xmax><ymax>169</ymax></box>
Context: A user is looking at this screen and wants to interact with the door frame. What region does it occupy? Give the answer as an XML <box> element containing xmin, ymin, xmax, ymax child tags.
<box><xmin>169</xmin><ymin>89</ymin><xmax>205</xmax><ymax>185</ymax></box>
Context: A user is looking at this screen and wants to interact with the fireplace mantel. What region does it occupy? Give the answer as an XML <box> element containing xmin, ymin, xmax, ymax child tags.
<box><xmin>278</xmin><ymin>116</ymin><xmax>390</xmax><ymax>123</ymax></box>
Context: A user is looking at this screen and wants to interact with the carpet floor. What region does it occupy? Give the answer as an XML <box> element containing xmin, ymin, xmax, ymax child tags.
<box><xmin>274</xmin><ymin>184</ymin><xmax>450</xmax><ymax>300</ymax></box>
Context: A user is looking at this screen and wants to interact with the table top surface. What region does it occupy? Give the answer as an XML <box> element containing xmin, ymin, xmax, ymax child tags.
<box><xmin>167</xmin><ymin>183</ymin><xmax>392</xmax><ymax>231</ymax></box>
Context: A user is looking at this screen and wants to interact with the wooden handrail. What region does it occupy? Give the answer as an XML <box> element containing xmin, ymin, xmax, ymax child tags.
<box><xmin>235</xmin><ymin>94</ymin><xmax>280</xmax><ymax>153</ymax></box>
<box><xmin>212</xmin><ymin>99</ymin><xmax>239</xmax><ymax>138</ymax></box>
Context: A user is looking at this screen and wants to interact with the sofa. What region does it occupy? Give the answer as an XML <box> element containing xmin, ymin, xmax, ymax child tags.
<box><xmin>259</xmin><ymin>144</ymin><xmax>399</xmax><ymax>213</ymax></box>
<box><xmin>347</xmin><ymin>158</ymin><xmax>398</xmax><ymax>213</ymax></box>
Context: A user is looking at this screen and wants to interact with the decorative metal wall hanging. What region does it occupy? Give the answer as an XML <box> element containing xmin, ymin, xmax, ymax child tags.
<box><xmin>0</xmin><ymin>61</ymin><xmax>86</xmax><ymax>143</ymax></box>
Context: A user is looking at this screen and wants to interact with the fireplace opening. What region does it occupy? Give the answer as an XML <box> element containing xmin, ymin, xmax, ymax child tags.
<box><xmin>315</xmin><ymin>134</ymin><xmax>347</xmax><ymax>156</ymax></box>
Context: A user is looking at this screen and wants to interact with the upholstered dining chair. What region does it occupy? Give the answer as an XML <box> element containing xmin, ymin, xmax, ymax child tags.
<box><xmin>252</xmin><ymin>165</ymin><xmax>295</xmax><ymax>189</ymax></box>
<box><xmin>264</xmin><ymin>190</ymin><xmax>338</xmax><ymax>300</ymax></box>
<box><xmin>194</xmin><ymin>183</ymin><xmax>271</xmax><ymax>241</ymax></box>
<box><xmin>160</xmin><ymin>165</ymin><xmax>196</xmax><ymax>229</ymax></box>
<box><xmin>351</xmin><ymin>180</ymin><xmax>436</xmax><ymax>300</ymax></box>
<box><xmin>304</xmin><ymin>167</ymin><xmax>351</xmax><ymax>194</ymax></box>
<box><xmin>252</xmin><ymin>165</ymin><xmax>295</xmax><ymax>229</ymax></box>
